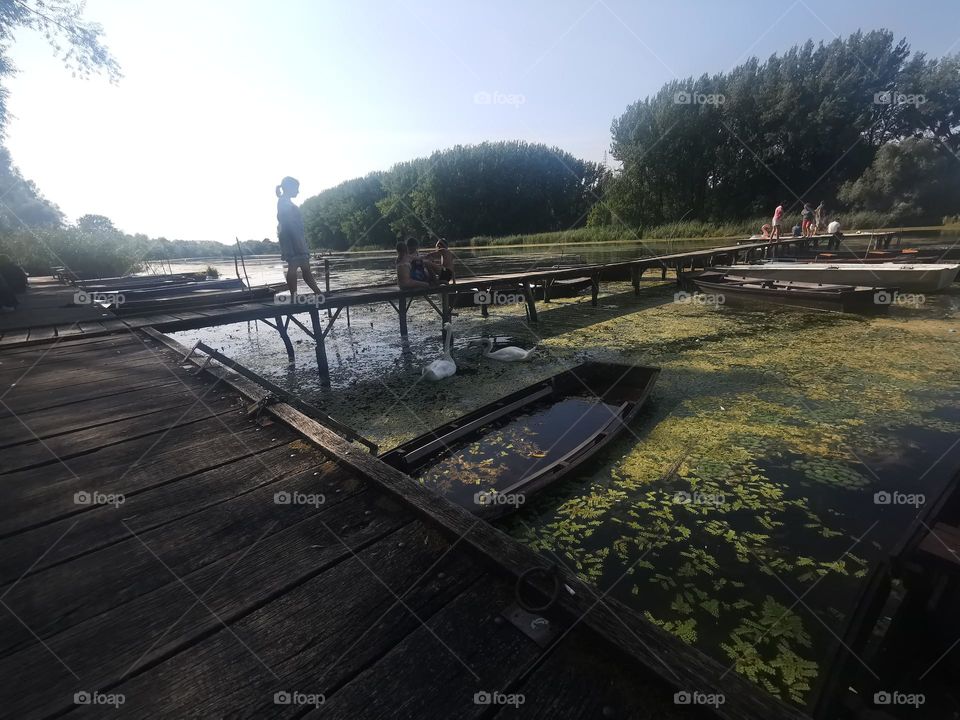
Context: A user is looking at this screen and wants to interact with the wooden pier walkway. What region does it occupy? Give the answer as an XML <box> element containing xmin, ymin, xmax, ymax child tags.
<box><xmin>0</xmin><ymin>328</ymin><xmax>810</xmax><ymax>719</ymax></box>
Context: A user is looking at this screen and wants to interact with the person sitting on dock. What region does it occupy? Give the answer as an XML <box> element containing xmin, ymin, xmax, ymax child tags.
<box><xmin>425</xmin><ymin>239</ymin><xmax>455</xmax><ymax>284</ymax></box>
<box><xmin>792</xmin><ymin>223</ymin><xmax>802</xmax><ymax>238</ymax></box>
<box><xmin>406</xmin><ymin>237</ymin><xmax>440</xmax><ymax>285</ymax></box>
<box><xmin>276</xmin><ymin>176</ymin><xmax>323</xmax><ymax>300</ymax></box>
<box><xmin>396</xmin><ymin>242</ymin><xmax>431</xmax><ymax>289</ymax></box>
<box><xmin>760</xmin><ymin>223</ymin><xmax>772</xmax><ymax>239</ymax></box>
<box><xmin>771</xmin><ymin>202</ymin><xmax>784</xmax><ymax>240</ymax></box>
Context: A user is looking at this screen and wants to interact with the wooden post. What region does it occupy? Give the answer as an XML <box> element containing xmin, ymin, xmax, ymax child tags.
<box><xmin>309</xmin><ymin>308</ymin><xmax>330</xmax><ymax>387</ymax></box>
<box><xmin>590</xmin><ymin>274</ymin><xmax>600</xmax><ymax>307</ymax></box>
<box><xmin>521</xmin><ymin>281</ymin><xmax>538</xmax><ymax>322</ymax></box>
<box><xmin>660</xmin><ymin>263</ymin><xmax>668</xmax><ymax>280</ymax></box>
<box><xmin>481</xmin><ymin>287</ymin><xmax>491</xmax><ymax>318</ymax></box>
<box><xmin>398</xmin><ymin>297</ymin><xmax>409</xmax><ymax>338</ymax></box>
<box><xmin>324</xmin><ymin>258</ymin><xmax>331</xmax><ymax>319</ymax></box>
<box><xmin>440</xmin><ymin>291</ymin><xmax>452</xmax><ymax>345</ymax></box>
<box><xmin>676</xmin><ymin>262</ymin><xmax>684</xmax><ymax>287</ymax></box>
<box><xmin>631</xmin><ymin>266</ymin><xmax>641</xmax><ymax>296</ymax></box>
<box><xmin>543</xmin><ymin>279</ymin><xmax>552</xmax><ymax>303</ymax></box>
<box><xmin>274</xmin><ymin>314</ymin><xmax>295</xmax><ymax>364</ymax></box>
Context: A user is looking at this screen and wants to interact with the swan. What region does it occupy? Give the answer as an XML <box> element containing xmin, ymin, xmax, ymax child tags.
<box><xmin>482</xmin><ymin>337</ymin><xmax>537</xmax><ymax>362</ymax></box>
<box><xmin>422</xmin><ymin>323</ymin><xmax>456</xmax><ymax>381</ymax></box>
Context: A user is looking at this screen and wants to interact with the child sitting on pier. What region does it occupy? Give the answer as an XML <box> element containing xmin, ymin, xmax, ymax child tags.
<box><xmin>425</xmin><ymin>239</ymin><xmax>456</xmax><ymax>283</ymax></box>
<box><xmin>396</xmin><ymin>242</ymin><xmax>431</xmax><ymax>289</ymax></box>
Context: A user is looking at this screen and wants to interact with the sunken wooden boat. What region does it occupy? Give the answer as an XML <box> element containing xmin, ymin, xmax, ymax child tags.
<box><xmin>710</xmin><ymin>262</ymin><xmax>959</xmax><ymax>291</ymax></box>
<box><xmin>380</xmin><ymin>361</ymin><xmax>659</xmax><ymax>518</ymax></box>
<box><xmin>693</xmin><ymin>272</ymin><xmax>886</xmax><ymax>312</ymax></box>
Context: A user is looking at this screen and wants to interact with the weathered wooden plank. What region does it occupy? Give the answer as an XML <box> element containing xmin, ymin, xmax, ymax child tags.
<box><xmin>0</xmin><ymin>457</ymin><xmax>351</xmax><ymax>657</ymax></box>
<box><xmin>0</xmin><ymin>381</ymin><xmax>219</xmax><ymax>448</ymax></box>
<box><xmin>27</xmin><ymin>326</ymin><xmax>57</xmax><ymax>341</ymax></box>
<box><xmin>0</xmin><ymin>328</ymin><xmax>29</xmax><ymax>345</ymax></box>
<box><xmin>0</xmin><ymin>491</ymin><xmax>413</xmax><ymax>720</ymax></box>
<box><xmin>0</xmin><ymin>414</ymin><xmax>282</xmax><ymax>537</ymax></box>
<box><xmin>0</xmin><ymin>350</ymin><xmax>178</xmax><ymax>391</ymax></box>
<box><xmin>0</xmin><ymin>442</ymin><xmax>312</xmax><ymax>585</ymax></box>
<box><xmin>309</xmin><ymin>576</ymin><xmax>545</xmax><ymax>720</ymax></box>
<box><xmin>494</xmin><ymin>629</ymin><xmax>707</xmax><ymax>720</ymax></box>
<box><xmin>0</xmin><ymin>393</ymin><xmax>244</xmax><ymax>474</ymax></box>
<box><xmin>0</xmin><ymin>376</ymin><xmax>186</xmax><ymax>417</ymax></box>
<box><xmin>143</xmin><ymin>328</ymin><xmax>810</xmax><ymax>720</ymax></box>
<box><xmin>0</xmin><ymin>332</ymin><xmax>141</xmax><ymax>357</ymax></box>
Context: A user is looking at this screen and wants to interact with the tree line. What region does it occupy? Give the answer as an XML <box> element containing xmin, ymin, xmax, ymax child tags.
<box><xmin>592</xmin><ymin>30</ymin><xmax>960</xmax><ymax>229</ymax></box>
<box><xmin>300</xmin><ymin>141</ymin><xmax>608</xmax><ymax>250</ymax></box>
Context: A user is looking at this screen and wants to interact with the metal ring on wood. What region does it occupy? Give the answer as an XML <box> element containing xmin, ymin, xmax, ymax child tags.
<box><xmin>515</xmin><ymin>563</ymin><xmax>561</xmax><ymax>613</ymax></box>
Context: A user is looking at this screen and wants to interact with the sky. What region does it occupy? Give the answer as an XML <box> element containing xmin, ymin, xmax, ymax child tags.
<box><xmin>6</xmin><ymin>0</ymin><xmax>960</xmax><ymax>242</ymax></box>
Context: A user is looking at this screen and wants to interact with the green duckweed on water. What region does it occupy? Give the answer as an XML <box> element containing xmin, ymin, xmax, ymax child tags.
<box><xmin>176</xmin><ymin>274</ymin><xmax>960</xmax><ymax>709</ymax></box>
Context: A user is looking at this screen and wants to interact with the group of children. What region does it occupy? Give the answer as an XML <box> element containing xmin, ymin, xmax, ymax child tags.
<box><xmin>396</xmin><ymin>237</ymin><xmax>456</xmax><ymax>289</ymax></box>
<box><xmin>762</xmin><ymin>201</ymin><xmax>839</xmax><ymax>241</ymax></box>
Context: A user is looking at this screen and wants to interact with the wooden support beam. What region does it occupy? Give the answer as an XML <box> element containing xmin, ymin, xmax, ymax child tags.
<box><xmin>274</xmin><ymin>314</ymin><xmax>295</xmax><ymax>363</ymax></box>
<box><xmin>398</xmin><ymin>297</ymin><xmax>409</xmax><ymax>338</ymax></box>
<box><xmin>481</xmin><ymin>287</ymin><xmax>491</xmax><ymax>318</ymax></box>
<box><xmin>521</xmin><ymin>281</ymin><xmax>537</xmax><ymax>322</ymax></box>
<box><xmin>631</xmin><ymin>266</ymin><xmax>641</xmax><ymax>296</ymax></box>
<box><xmin>590</xmin><ymin>274</ymin><xmax>600</xmax><ymax>307</ymax></box>
<box><xmin>309</xmin><ymin>308</ymin><xmax>331</xmax><ymax>387</ymax></box>
<box><xmin>543</xmin><ymin>279</ymin><xmax>552</xmax><ymax>303</ymax></box>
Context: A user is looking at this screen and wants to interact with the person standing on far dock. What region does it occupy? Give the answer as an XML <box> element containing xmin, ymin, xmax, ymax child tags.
<box><xmin>815</xmin><ymin>202</ymin><xmax>825</xmax><ymax>233</ymax></box>
<box><xmin>801</xmin><ymin>203</ymin><xmax>814</xmax><ymax>237</ymax></box>
<box><xmin>771</xmin><ymin>202</ymin><xmax>784</xmax><ymax>240</ymax></box>
<box><xmin>276</xmin><ymin>176</ymin><xmax>323</xmax><ymax>299</ymax></box>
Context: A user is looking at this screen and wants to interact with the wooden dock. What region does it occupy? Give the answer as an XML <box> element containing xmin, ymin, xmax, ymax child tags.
<box><xmin>0</xmin><ymin>235</ymin><xmax>824</xmax><ymax>388</ymax></box>
<box><xmin>0</xmin><ymin>326</ymin><xmax>811</xmax><ymax>719</ymax></box>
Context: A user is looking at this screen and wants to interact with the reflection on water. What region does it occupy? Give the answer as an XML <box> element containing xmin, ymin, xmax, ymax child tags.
<box><xmin>166</xmin><ymin>231</ymin><xmax>960</xmax><ymax>710</ymax></box>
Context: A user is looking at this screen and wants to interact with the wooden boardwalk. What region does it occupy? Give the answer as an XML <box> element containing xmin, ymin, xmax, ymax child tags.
<box><xmin>0</xmin><ymin>329</ymin><xmax>809</xmax><ymax>719</ymax></box>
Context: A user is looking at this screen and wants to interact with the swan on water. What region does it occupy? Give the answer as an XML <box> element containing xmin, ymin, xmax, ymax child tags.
<box><xmin>422</xmin><ymin>323</ymin><xmax>456</xmax><ymax>381</ymax></box>
<box><xmin>482</xmin><ymin>337</ymin><xmax>537</xmax><ymax>362</ymax></box>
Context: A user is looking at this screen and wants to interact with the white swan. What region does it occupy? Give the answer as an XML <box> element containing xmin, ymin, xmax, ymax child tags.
<box><xmin>422</xmin><ymin>323</ymin><xmax>456</xmax><ymax>381</ymax></box>
<box><xmin>482</xmin><ymin>337</ymin><xmax>537</xmax><ymax>362</ymax></box>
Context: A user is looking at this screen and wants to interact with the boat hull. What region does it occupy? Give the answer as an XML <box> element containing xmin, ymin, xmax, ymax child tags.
<box><xmin>380</xmin><ymin>362</ymin><xmax>660</xmax><ymax>518</ymax></box>
<box><xmin>711</xmin><ymin>263</ymin><xmax>959</xmax><ymax>292</ymax></box>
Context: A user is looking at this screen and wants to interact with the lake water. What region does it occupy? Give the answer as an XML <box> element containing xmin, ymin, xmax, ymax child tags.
<box><xmin>163</xmin><ymin>230</ymin><xmax>960</xmax><ymax>710</ymax></box>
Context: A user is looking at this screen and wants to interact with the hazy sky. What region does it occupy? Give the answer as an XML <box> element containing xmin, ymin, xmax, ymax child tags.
<box><xmin>6</xmin><ymin>0</ymin><xmax>960</xmax><ymax>242</ymax></box>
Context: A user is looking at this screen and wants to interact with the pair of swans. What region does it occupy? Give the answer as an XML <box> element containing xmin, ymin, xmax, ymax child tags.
<box><xmin>422</xmin><ymin>324</ymin><xmax>537</xmax><ymax>382</ymax></box>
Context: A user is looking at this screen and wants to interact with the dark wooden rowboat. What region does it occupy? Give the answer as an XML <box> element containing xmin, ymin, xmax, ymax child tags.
<box><xmin>693</xmin><ymin>272</ymin><xmax>886</xmax><ymax>312</ymax></box>
<box><xmin>380</xmin><ymin>362</ymin><xmax>659</xmax><ymax>519</ymax></box>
